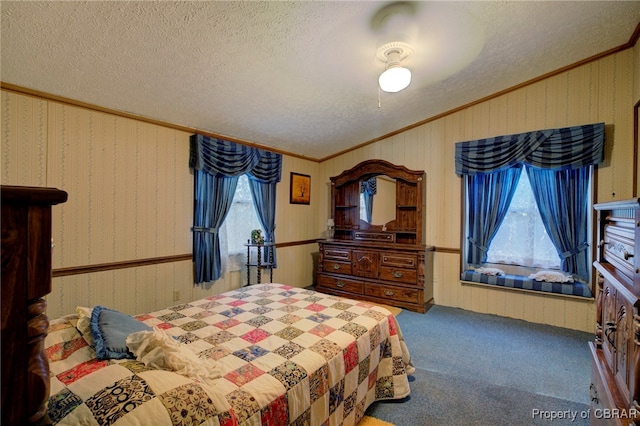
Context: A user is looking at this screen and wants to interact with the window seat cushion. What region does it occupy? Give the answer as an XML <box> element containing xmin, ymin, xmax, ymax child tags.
<box><xmin>460</xmin><ymin>270</ymin><xmax>592</xmax><ymax>298</ymax></box>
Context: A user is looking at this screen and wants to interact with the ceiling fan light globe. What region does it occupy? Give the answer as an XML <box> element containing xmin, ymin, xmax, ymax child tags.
<box><xmin>379</xmin><ymin>66</ymin><xmax>411</xmax><ymax>93</ymax></box>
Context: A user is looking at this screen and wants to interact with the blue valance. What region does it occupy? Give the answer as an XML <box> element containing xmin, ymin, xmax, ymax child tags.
<box><xmin>455</xmin><ymin>122</ymin><xmax>605</xmax><ymax>175</ymax></box>
<box><xmin>190</xmin><ymin>134</ymin><xmax>282</xmax><ymax>183</ymax></box>
<box><xmin>360</xmin><ymin>177</ymin><xmax>377</xmax><ymax>195</ymax></box>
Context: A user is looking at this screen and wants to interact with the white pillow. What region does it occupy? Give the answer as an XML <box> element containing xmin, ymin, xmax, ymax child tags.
<box><xmin>474</xmin><ymin>267</ymin><xmax>505</xmax><ymax>276</ymax></box>
<box><xmin>528</xmin><ymin>271</ymin><xmax>574</xmax><ymax>283</ymax></box>
<box><xmin>75</xmin><ymin>306</ymin><xmax>94</xmax><ymax>345</ymax></box>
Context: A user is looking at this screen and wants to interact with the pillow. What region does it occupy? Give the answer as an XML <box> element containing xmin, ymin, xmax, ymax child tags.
<box><xmin>474</xmin><ymin>267</ymin><xmax>505</xmax><ymax>276</ymax></box>
<box><xmin>90</xmin><ymin>306</ymin><xmax>152</xmax><ymax>360</ymax></box>
<box><xmin>75</xmin><ymin>306</ymin><xmax>94</xmax><ymax>346</ymax></box>
<box><xmin>528</xmin><ymin>270</ymin><xmax>574</xmax><ymax>283</ymax></box>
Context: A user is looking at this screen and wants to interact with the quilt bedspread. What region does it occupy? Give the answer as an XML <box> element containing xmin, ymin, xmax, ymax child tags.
<box><xmin>45</xmin><ymin>284</ymin><xmax>413</xmax><ymax>426</ymax></box>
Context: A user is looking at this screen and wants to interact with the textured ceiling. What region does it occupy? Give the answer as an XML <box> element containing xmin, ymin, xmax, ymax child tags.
<box><xmin>2</xmin><ymin>1</ymin><xmax>640</xmax><ymax>160</ymax></box>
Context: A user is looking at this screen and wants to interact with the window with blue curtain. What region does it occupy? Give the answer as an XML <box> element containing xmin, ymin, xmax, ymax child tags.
<box><xmin>189</xmin><ymin>134</ymin><xmax>282</xmax><ymax>284</ymax></box>
<box><xmin>222</xmin><ymin>174</ymin><xmax>266</xmax><ymax>273</ymax></box>
<box><xmin>485</xmin><ymin>173</ymin><xmax>561</xmax><ymax>269</ymax></box>
<box><xmin>360</xmin><ymin>176</ymin><xmax>377</xmax><ymax>223</ymax></box>
<box><xmin>455</xmin><ymin>122</ymin><xmax>605</xmax><ymax>283</ymax></box>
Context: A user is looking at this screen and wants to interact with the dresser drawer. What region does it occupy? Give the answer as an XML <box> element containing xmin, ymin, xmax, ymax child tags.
<box><xmin>381</xmin><ymin>253</ymin><xmax>417</xmax><ymax>269</ymax></box>
<box><xmin>317</xmin><ymin>275</ymin><xmax>363</xmax><ymax>294</ymax></box>
<box><xmin>323</xmin><ymin>260</ymin><xmax>352</xmax><ymax>275</ymax></box>
<box><xmin>602</xmin><ymin>227</ymin><xmax>635</xmax><ymax>282</ymax></box>
<box><xmin>323</xmin><ymin>246</ymin><xmax>352</xmax><ymax>261</ymax></box>
<box><xmin>379</xmin><ymin>267</ymin><xmax>417</xmax><ymax>284</ymax></box>
<box><xmin>365</xmin><ymin>283</ymin><xmax>421</xmax><ymax>304</ymax></box>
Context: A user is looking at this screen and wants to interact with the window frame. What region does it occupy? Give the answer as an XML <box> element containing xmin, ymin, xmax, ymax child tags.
<box><xmin>460</xmin><ymin>166</ymin><xmax>594</xmax><ymax>286</ymax></box>
<box><xmin>219</xmin><ymin>174</ymin><xmax>265</xmax><ymax>277</ymax></box>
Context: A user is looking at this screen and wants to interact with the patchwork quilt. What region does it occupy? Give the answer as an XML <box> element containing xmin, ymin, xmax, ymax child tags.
<box><xmin>46</xmin><ymin>284</ymin><xmax>413</xmax><ymax>425</ymax></box>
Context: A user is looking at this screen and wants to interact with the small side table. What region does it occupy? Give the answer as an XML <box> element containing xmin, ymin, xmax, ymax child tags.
<box><xmin>244</xmin><ymin>242</ymin><xmax>274</xmax><ymax>285</ymax></box>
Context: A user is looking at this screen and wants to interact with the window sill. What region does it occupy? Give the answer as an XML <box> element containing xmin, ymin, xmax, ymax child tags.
<box><xmin>460</xmin><ymin>270</ymin><xmax>593</xmax><ymax>299</ymax></box>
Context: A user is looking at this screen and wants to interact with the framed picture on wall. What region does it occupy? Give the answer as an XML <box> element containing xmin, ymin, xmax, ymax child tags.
<box><xmin>290</xmin><ymin>172</ymin><xmax>311</xmax><ymax>205</ymax></box>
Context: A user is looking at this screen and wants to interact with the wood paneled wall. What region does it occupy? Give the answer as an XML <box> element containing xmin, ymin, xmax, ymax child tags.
<box><xmin>1</xmin><ymin>90</ymin><xmax>320</xmax><ymax>319</ymax></box>
<box><xmin>2</xmin><ymin>46</ymin><xmax>636</xmax><ymax>331</ymax></box>
<box><xmin>319</xmin><ymin>49</ymin><xmax>637</xmax><ymax>332</ymax></box>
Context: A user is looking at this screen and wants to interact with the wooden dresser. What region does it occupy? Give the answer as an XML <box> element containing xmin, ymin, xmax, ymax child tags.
<box><xmin>316</xmin><ymin>160</ymin><xmax>434</xmax><ymax>313</ymax></box>
<box><xmin>590</xmin><ymin>199</ymin><xmax>639</xmax><ymax>425</ymax></box>
<box><xmin>1</xmin><ymin>185</ymin><xmax>68</xmax><ymax>425</ymax></box>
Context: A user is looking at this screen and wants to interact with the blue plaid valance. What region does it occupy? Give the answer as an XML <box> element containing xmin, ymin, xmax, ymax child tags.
<box><xmin>360</xmin><ymin>177</ymin><xmax>377</xmax><ymax>195</ymax></box>
<box><xmin>455</xmin><ymin>122</ymin><xmax>605</xmax><ymax>175</ymax></box>
<box><xmin>190</xmin><ymin>134</ymin><xmax>282</xmax><ymax>183</ymax></box>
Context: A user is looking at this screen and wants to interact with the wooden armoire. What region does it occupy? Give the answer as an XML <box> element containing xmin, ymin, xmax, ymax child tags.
<box><xmin>590</xmin><ymin>198</ymin><xmax>640</xmax><ymax>425</ymax></box>
<box><xmin>316</xmin><ymin>159</ymin><xmax>434</xmax><ymax>313</ymax></box>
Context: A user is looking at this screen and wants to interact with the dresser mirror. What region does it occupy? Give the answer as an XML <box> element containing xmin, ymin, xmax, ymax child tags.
<box><xmin>358</xmin><ymin>175</ymin><xmax>396</xmax><ymax>226</ymax></box>
<box><xmin>330</xmin><ymin>159</ymin><xmax>424</xmax><ymax>245</ymax></box>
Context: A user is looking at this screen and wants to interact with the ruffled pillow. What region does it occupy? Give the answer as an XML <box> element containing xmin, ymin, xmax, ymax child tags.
<box><xmin>75</xmin><ymin>306</ymin><xmax>94</xmax><ymax>346</ymax></box>
<box><xmin>126</xmin><ymin>327</ymin><xmax>221</xmax><ymax>384</ymax></box>
<box><xmin>474</xmin><ymin>267</ymin><xmax>505</xmax><ymax>276</ymax></box>
<box><xmin>90</xmin><ymin>306</ymin><xmax>152</xmax><ymax>360</ymax></box>
<box><xmin>528</xmin><ymin>270</ymin><xmax>574</xmax><ymax>283</ymax></box>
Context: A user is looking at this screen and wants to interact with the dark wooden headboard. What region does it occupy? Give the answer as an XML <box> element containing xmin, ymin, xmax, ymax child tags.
<box><xmin>1</xmin><ymin>185</ymin><xmax>68</xmax><ymax>425</ymax></box>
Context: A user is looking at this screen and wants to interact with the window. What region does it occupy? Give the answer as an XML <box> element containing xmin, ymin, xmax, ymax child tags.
<box><xmin>485</xmin><ymin>174</ymin><xmax>560</xmax><ymax>270</ymax></box>
<box><xmin>461</xmin><ymin>165</ymin><xmax>594</xmax><ymax>283</ymax></box>
<box><xmin>359</xmin><ymin>193</ymin><xmax>367</xmax><ymax>222</ymax></box>
<box><xmin>455</xmin><ymin>123</ymin><xmax>604</xmax><ymax>292</ymax></box>
<box><xmin>219</xmin><ymin>174</ymin><xmax>263</xmax><ymax>274</ymax></box>
<box><xmin>191</xmin><ymin>134</ymin><xmax>281</xmax><ymax>284</ymax></box>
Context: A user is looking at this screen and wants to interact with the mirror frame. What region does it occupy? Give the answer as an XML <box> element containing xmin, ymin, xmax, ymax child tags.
<box><xmin>330</xmin><ymin>159</ymin><xmax>425</xmax><ymax>243</ymax></box>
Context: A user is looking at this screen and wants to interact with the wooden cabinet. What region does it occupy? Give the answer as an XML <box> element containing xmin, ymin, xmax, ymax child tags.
<box><xmin>1</xmin><ymin>185</ymin><xmax>68</xmax><ymax>425</ymax></box>
<box><xmin>317</xmin><ymin>160</ymin><xmax>434</xmax><ymax>313</ymax></box>
<box><xmin>590</xmin><ymin>199</ymin><xmax>639</xmax><ymax>425</ymax></box>
<box><xmin>318</xmin><ymin>240</ymin><xmax>433</xmax><ymax>313</ymax></box>
<box><xmin>352</xmin><ymin>249</ymin><xmax>379</xmax><ymax>278</ymax></box>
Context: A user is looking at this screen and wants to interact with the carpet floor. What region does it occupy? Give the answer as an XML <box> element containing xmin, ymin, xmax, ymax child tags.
<box><xmin>365</xmin><ymin>305</ymin><xmax>593</xmax><ymax>426</ymax></box>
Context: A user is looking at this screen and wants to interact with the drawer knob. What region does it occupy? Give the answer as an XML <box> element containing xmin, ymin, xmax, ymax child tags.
<box><xmin>384</xmin><ymin>290</ymin><xmax>395</xmax><ymax>296</ymax></box>
<box><xmin>332</xmin><ymin>264</ymin><xmax>341</xmax><ymax>270</ymax></box>
<box><xmin>392</xmin><ymin>270</ymin><xmax>404</xmax><ymax>278</ymax></box>
<box><xmin>335</xmin><ymin>281</ymin><xmax>345</xmax><ymax>288</ymax></box>
<box><xmin>623</xmin><ymin>250</ymin><xmax>633</xmax><ymax>260</ymax></box>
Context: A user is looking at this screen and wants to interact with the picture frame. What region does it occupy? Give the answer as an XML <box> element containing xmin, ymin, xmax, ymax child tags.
<box><xmin>290</xmin><ymin>172</ymin><xmax>311</xmax><ymax>205</ymax></box>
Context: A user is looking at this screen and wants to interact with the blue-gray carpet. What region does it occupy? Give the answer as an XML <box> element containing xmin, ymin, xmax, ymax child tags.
<box><xmin>365</xmin><ymin>305</ymin><xmax>593</xmax><ymax>425</ymax></box>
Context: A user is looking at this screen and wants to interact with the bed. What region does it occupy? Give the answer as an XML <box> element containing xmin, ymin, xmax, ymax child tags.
<box><xmin>44</xmin><ymin>283</ymin><xmax>414</xmax><ymax>425</ymax></box>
